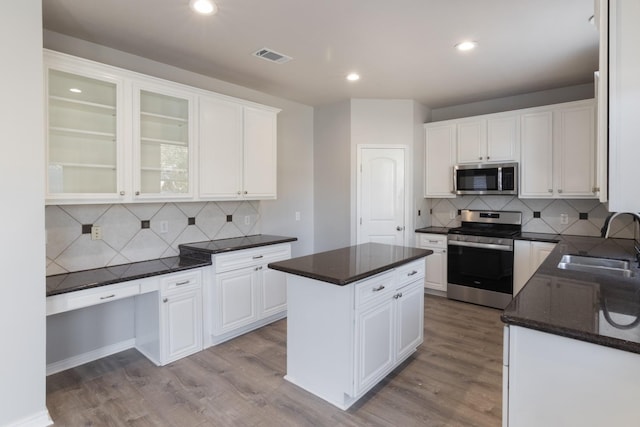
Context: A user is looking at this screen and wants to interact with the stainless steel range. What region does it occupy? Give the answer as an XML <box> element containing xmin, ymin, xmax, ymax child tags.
<box><xmin>447</xmin><ymin>209</ymin><xmax>522</xmax><ymax>309</ymax></box>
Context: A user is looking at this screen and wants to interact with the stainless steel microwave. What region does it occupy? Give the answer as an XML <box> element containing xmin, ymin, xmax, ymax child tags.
<box><xmin>454</xmin><ymin>163</ymin><xmax>518</xmax><ymax>195</ymax></box>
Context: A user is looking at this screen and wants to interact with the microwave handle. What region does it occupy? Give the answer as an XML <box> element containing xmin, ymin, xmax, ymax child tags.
<box><xmin>451</xmin><ymin>167</ymin><xmax>456</xmax><ymax>194</ymax></box>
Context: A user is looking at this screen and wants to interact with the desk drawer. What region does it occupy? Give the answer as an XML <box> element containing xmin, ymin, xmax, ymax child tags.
<box><xmin>395</xmin><ymin>259</ymin><xmax>425</xmax><ymax>287</ymax></box>
<box><xmin>417</xmin><ymin>233</ymin><xmax>447</xmax><ymax>249</ymax></box>
<box><xmin>47</xmin><ymin>281</ymin><xmax>140</xmax><ymax>316</ymax></box>
<box><xmin>161</xmin><ymin>270</ymin><xmax>201</xmax><ymax>294</ymax></box>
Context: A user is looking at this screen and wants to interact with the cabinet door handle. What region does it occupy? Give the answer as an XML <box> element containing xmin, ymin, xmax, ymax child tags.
<box><xmin>393</xmin><ymin>292</ymin><xmax>403</xmax><ymax>299</ymax></box>
<box><xmin>175</xmin><ymin>280</ymin><xmax>190</xmax><ymax>286</ymax></box>
<box><xmin>163</xmin><ymin>298</ymin><xmax>168</xmax><ymax>303</ymax></box>
<box><xmin>428</xmin><ymin>240</ymin><xmax>439</xmax><ymax>244</ymax></box>
<box><xmin>372</xmin><ymin>285</ymin><xmax>385</xmax><ymax>292</ymax></box>
<box><xmin>237</xmin><ymin>191</ymin><xmax>242</xmax><ymax>195</ymax></box>
<box><xmin>558</xmin><ymin>189</ymin><xmax>563</xmax><ymax>194</ymax></box>
<box><xmin>100</xmin><ymin>294</ymin><xmax>116</xmax><ymax>300</ymax></box>
<box><xmin>548</xmin><ymin>189</ymin><xmax>553</xmax><ymax>193</ymax></box>
<box><xmin>255</xmin><ymin>266</ymin><xmax>263</xmax><ymax>271</ymax></box>
<box><xmin>252</xmin><ymin>255</ymin><xmax>264</xmax><ymax>259</ymax></box>
<box><xmin>119</xmin><ymin>191</ymin><xmax>125</xmax><ymax>196</ymax></box>
<box><xmin>487</xmin><ymin>156</ymin><xmax>490</xmax><ymax>160</ymax></box>
<box><xmin>135</xmin><ymin>191</ymin><xmax>140</xmax><ymax>196</ymax></box>
<box><xmin>396</xmin><ymin>226</ymin><xmax>405</xmax><ymax>231</ymax></box>
<box><xmin>407</xmin><ymin>270</ymin><xmax>418</xmax><ymax>276</ymax></box>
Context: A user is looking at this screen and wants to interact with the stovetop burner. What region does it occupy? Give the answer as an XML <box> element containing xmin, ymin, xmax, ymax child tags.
<box><xmin>447</xmin><ymin>209</ymin><xmax>522</xmax><ymax>239</ymax></box>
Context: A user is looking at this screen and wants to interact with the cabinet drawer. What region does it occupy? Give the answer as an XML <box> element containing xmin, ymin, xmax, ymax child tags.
<box><xmin>160</xmin><ymin>270</ymin><xmax>201</xmax><ymax>294</ymax></box>
<box><xmin>355</xmin><ymin>271</ymin><xmax>395</xmax><ymax>308</ymax></box>
<box><xmin>47</xmin><ymin>281</ymin><xmax>140</xmax><ymax>316</ymax></box>
<box><xmin>417</xmin><ymin>233</ymin><xmax>447</xmax><ymax>249</ymax></box>
<box><xmin>215</xmin><ymin>244</ymin><xmax>291</xmax><ymax>272</ymax></box>
<box><xmin>395</xmin><ymin>259</ymin><xmax>425</xmax><ymax>287</ymax></box>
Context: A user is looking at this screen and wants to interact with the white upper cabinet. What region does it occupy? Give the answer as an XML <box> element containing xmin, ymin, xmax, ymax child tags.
<box><xmin>607</xmin><ymin>0</ymin><xmax>640</xmax><ymax>212</ymax></box>
<box><xmin>45</xmin><ymin>56</ymin><xmax>125</xmax><ymax>203</ymax></box>
<box><xmin>199</xmin><ymin>96</ymin><xmax>279</xmax><ymax>200</ymax></box>
<box><xmin>553</xmin><ymin>103</ymin><xmax>596</xmax><ymax>198</ymax></box>
<box><xmin>45</xmin><ymin>50</ymin><xmax>279</xmax><ymax>204</ymax></box>
<box><xmin>519</xmin><ymin>100</ymin><xmax>596</xmax><ymax>199</ymax></box>
<box><xmin>424</xmin><ymin>123</ymin><xmax>456</xmax><ymax>198</ymax></box>
<box><xmin>133</xmin><ymin>83</ymin><xmax>194</xmax><ymax>200</ymax></box>
<box><xmin>456</xmin><ymin>114</ymin><xmax>518</xmax><ymax>164</ymax></box>
<box><xmin>520</xmin><ymin>111</ymin><xmax>554</xmax><ymax>198</ymax></box>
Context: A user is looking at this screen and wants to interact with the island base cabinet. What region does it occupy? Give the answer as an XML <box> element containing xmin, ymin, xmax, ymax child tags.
<box><xmin>286</xmin><ymin>259</ymin><xmax>425</xmax><ymax>410</ymax></box>
<box><xmin>504</xmin><ymin>326</ymin><xmax>640</xmax><ymax>427</ymax></box>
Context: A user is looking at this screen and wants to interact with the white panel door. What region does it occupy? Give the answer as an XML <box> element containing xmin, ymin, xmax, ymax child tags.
<box><xmin>520</xmin><ymin>111</ymin><xmax>554</xmax><ymax>198</ymax></box>
<box><xmin>162</xmin><ymin>289</ymin><xmax>202</xmax><ymax>364</ymax></box>
<box><xmin>260</xmin><ymin>267</ymin><xmax>287</xmax><ymax>318</ymax></box>
<box><xmin>216</xmin><ymin>267</ymin><xmax>258</xmax><ymax>334</ymax></box>
<box><xmin>395</xmin><ymin>281</ymin><xmax>424</xmax><ymax>361</ymax></box>
<box><xmin>358</xmin><ymin>147</ymin><xmax>406</xmax><ymax>246</ymax></box>
<box><xmin>424</xmin><ymin>124</ymin><xmax>456</xmax><ymax>197</ymax></box>
<box><xmin>456</xmin><ymin>119</ymin><xmax>486</xmax><ymax>163</ymax></box>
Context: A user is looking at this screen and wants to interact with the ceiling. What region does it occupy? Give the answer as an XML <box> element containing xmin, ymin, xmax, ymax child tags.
<box><xmin>42</xmin><ymin>0</ymin><xmax>600</xmax><ymax>108</ymax></box>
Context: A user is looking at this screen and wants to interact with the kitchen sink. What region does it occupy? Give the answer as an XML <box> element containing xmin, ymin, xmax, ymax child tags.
<box><xmin>557</xmin><ymin>254</ymin><xmax>634</xmax><ymax>277</ymax></box>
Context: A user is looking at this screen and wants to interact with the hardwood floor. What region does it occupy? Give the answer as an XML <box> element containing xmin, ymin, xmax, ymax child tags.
<box><xmin>46</xmin><ymin>295</ymin><xmax>504</xmax><ymax>426</ymax></box>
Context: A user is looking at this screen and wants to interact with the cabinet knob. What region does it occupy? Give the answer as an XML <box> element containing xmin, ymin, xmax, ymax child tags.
<box><xmin>558</xmin><ymin>189</ymin><xmax>563</xmax><ymax>194</ymax></box>
<box><xmin>120</xmin><ymin>191</ymin><xmax>125</xmax><ymax>196</ymax></box>
<box><xmin>487</xmin><ymin>156</ymin><xmax>490</xmax><ymax>160</ymax></box>
<box><xmin>135</xmin><ymin>191</ymin><xmax>140</xmax><ymax>196</ymax></box>
<box><xmin>478</xmin><ymin>156</ymin><xmax>483</xmax><ymax>160</ymax></box>
<box><xmin>244</xmin><ymin>191</ymin><xmax>248</xmax><ymax>195</ymax></box>
<box><xmin>593</xmin><ymin>187</ymin><xmax>600</xmax><ymax>192</ymax></box>
<box><xmin>163</xmin><ymin>298</ymin><xmax>168</xmax><ymax>303</ymax></box>
<box><xmin>396</xmin><ymin>226</ymin><xmax>405</xmax><ymax>231</ymax></box>
<box><xmin>548</xmin><ymin>189</ymin><xmax>553</xmax><ymax>193</ymax></box>
<box><xmin>255</xmin><ymin>266</ymin><xmax>263</xmax><ymax>271</ymax></box>
<box><xmin>237</xmin><ymin>191</ymin><xmax>242</xmax><ymax>195</ymax></box>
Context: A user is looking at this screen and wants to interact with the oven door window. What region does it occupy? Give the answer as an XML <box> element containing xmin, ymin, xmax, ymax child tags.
<box><xmin>456</xmin><ymin>168</ymin><xmax>498</xmax><ymax>192</ymax></box>
<box><xmin>448</xmin><ymin>244</ymin><xmax>513</xmax><ymax>294</ymax></box>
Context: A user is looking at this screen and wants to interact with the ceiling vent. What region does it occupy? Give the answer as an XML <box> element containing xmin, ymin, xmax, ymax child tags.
<box><xmin>253</xmin><ymin>48</ymin><xmax>292</xmax><ymax>64</ymax></box>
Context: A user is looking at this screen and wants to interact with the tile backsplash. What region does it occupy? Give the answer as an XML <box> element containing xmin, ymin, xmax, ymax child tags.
<box><xmin>428</xmin><ymin>196</ymin><xmax>635</xmax><ymax>239</ymax></box>
<box><xmin>46</xmin><ymin>201</ymin><xmax>261</xmax><ymax>275</ymax></box>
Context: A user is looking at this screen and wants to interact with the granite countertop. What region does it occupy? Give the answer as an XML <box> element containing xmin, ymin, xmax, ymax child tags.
<box><xmin>502</xmin><ymin>235</ymin><xmax>640</xmax><ymax>354</ymax></box>
<box><xmin>47</xmin><ymin>234</ymin><xmax>297</xmax><ymax>297</ymax></box>
<box><xmin>179</xmin><ymin>234</ymin><xmax>297</xmax><ymax>255</ymax></box>
<box><xmin>268</xmin><ymin>242</ymin><xmax>432</xmax><ymax>286</ymax></box>
<box><xmin>415</xmin><ymin>226</ymin><xmax>450</xmax><ymax>235</ymax></box>
<box><xmin>46</xmin><ymin>256</ymin><xmax>210</xmax><ymax>297</ymax></box>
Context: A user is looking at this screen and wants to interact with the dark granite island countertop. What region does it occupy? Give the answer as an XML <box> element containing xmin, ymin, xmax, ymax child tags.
<box><xmin>502</xmin><ymin>235</ymin><xmax>640</xmax><ymax>354</ymax></box>
<box><xmin>268</xmin><ymin>242</ymin><xmax>432</xmax><ymax>285</ymax></box>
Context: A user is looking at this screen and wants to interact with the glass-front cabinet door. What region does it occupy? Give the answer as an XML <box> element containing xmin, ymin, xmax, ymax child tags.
<box><xmin>46</xmin><ymin>65</ymin><xmax>124</xmax><ymax>202</ymax></box>
<box><xmin>134</xmin><ymin>85</ymin><xmax>193</xmax><ymax>200</ymax></box>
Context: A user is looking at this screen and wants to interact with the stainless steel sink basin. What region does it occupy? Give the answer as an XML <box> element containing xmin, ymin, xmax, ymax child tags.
<box><xmin>557</xmin><ymin>254</ymin><xmax>634</xmax><ymax>277</ymax></box>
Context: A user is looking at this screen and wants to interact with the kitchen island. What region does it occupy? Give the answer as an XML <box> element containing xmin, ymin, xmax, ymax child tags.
<box><xmin>501</xmin><ymin>235</ymin><xmax>640</xmax><ymax>427</ymax></box>
<box><xmin>268</xmin><ymin>242</ymin><xmax>432</xmax><ymax>409</ymax></box>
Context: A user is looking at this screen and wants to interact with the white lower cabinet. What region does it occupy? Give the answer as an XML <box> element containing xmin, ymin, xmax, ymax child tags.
<box><xmin>415</xmin><ymin>233</ymin><xmax>447</xmax><ymax>293</ymax></box>
<box><xmin>286</xmin><ymin>259</ymin><xmax>425</xmax><ymax>410</ymax></box>
<box><xmin>135</xmin><ymin>270</ymin><xmax>203</xmax><ymax>366</ymax></box>
<box><xmin>209</xmin><ymin>243</ymin><xmax>291</xmax><ymax>345</ymax></box>
<box><xmin>513</xmin><ymin>240</ymin><xmax>557</xmax><ymax>296</ymax></box>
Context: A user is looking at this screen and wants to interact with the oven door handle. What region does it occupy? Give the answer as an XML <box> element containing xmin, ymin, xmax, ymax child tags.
<box><xmin>448</xmin><ymin>240</ymin><xmax>513</xmax><ymax>252</ymax></box>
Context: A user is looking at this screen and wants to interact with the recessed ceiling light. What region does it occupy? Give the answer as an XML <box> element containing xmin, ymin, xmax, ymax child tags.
<box><xmin>190</xmin><ymin>0</ymin><xmax>217</xmax><ymax>15</ymax></box>
<box><xmin>346</xmin><ymin>73</ymin><xmax>360</xmax><ymax>82</ymax></box>
<box><xmin>69</xmin><ymin>88</ymin><xmax>82</xmax><ymax>93</ymax></box>
<box><xmin>455</xmin><ymin>41</ymin><xmax>478</xmax><ymax>52</ymax></box>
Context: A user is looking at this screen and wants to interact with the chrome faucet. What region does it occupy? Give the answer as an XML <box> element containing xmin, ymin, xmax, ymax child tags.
<box><xmin>601</xmin><ymin>212</ymin><xmax>640</xmax><ymax>265</ymax></box>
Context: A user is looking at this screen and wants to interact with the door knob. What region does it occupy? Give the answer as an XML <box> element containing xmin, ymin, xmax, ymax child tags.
<box><xmin>396</xmin><ymin>226</ymin><xmax>405</xmax><ymax>231</ymax></box>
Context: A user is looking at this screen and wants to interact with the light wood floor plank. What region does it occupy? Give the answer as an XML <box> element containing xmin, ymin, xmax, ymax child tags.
<box><xmin>46</xmin><ymin>295</ymin><xmax>503</xmax><ymax>426</ymax></box>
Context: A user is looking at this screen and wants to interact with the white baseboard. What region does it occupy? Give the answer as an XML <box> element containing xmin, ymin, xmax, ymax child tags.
<box><xmin>4</xmin><ymin>409</ymin><xmax>53</xmax><ymax>427</ymax></box>
<box><xmin>46</xmin><ymin>339</ymin><xmax>135</xmax><ymax>376</ymax></box>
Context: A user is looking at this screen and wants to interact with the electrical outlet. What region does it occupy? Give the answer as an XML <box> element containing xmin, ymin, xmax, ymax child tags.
<box><xmin>449</xmin><ymin>210</ymin><xmax>456</xmax><ymax>220</ymax></box>
<box><xmin>91</xmin><ymin>225</ymin><xmax>102</xmax><ymax>240</ymax></box>
<box><xmin>244</xmin><ymin>216</ymin><xmax>251</xmax><ymax>225</ymax></box>
<box><xmin>159</xmin><ymin>221</ymin><xmax>169</xmax><ymax>234</ymax></box>
<box><xmin>560</xmin><ymin>213</ymin><xmax>569</xmax><ymax>225</ymax></box>
<box><xmin>295</xmin><ymin>211</ymin><xmax>301</xmax><ymax>221</ymax></box>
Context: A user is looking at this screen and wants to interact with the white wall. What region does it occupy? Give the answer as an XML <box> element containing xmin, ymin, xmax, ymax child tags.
<box><xmin>43</xmin><ymin>31</ymin><xmax>315</xmax><ymax>257</ymax></box>
<box><xmin>313</xmin><ymin>101</ymin><xmax>351</xmax><ymax>252</ymax></box>
<box><xmin>0</xmin><ymin>1</ymin><xmax>49</xmax><ymax>426</ymax></box>
<box><xmin>350</xmin><ymin>100</ymin><xmax>428</xmax><ymax>243</ymax></box>
<box><xmin>431</xmin><ymin>83</ymin><xmax>594</xmax><ymax>121</ymax></box>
